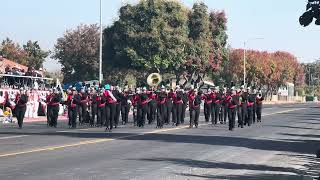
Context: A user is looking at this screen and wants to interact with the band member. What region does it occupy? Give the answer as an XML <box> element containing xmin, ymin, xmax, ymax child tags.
<box><xmin>236</xmin><ymin>89</ymin><xmax>243</xmax><ymax>128</ymax></box>
<box><xmin>174</xmin><ymin>87</ymin><xmax>184</xmax><ymax>126</ymax></box>
<box><xmin>252</xmin><ymin>88</ymin><xmax>258</xmax><ymax>124</ymax></box>
<box><xmin>113</xmin><ymin>86</ymin><xmax>121</xmax><ymax>128</ymax></box>
<box><xmin>46</xmin><ymin>89</ymin><xmax>53</xmax><ymax>126</ymax></box>
<box><xmin>137</xmin><ymin>87</ymin><xmax>149</xmax><ymax>128</ymax></box>
<box><xmin>157</xmin><ymin>86</ymin><xmax>167</xmax><ymax>128</ymax></box>
<box><xmin>256</xmin><ymin>90</ymin><xmax>264</xmax><ymax>122</ymax></box>
<box><xmin>90</xmin><ymin>89</ymin><xmax>98</xmax><ymax>126</ymax></box>
<box><xmin>181</xmin><ymin>89</ymin><xmax>188</xmax><ymax>124</ymax></box>
<box><xmin>49</xmin><ymin>88</ymin><xmax>61</xmax><ymax>128</ymax></box>
<box><xmin>192</xmin><ymin>90</ymin><xmax>202</xmax><ymax>128</ymax></box>
<box><xmin>147</xmin><ymin>88</ymin><xmax>157</xmax><ymax>124</ymax></box>
<box><xmin>131</xmin><ymin>89</ymin><xmax>140</xmax><ymax>126</ymax></box>
<box><xmin>168</xmin><ymin>89</ymin><xmax>176</xmax><ymax>125</ymax></box>
<box><xmin>210</xmin><ymin>88</ymin><xmax>217</xmax><ymax>125</ymax></box>
<box><xmin>67</xmin><ymin>88</ymin><xmax>80</xmax><ymax>128</ymax></box>
<box><xmin>96</xmin><ymin>89</ymin><xmax>106</xmax><ymax>127</ymax></box>
<box><xmin>104</xmin><ymin>85</ymin><xmax>117</xmax><ymax>132</ymax></box>
<box><xmin>227</xmin><ymin>89</ymin><xmax>237</xmax><ymax>131</ymax></box>
<box><xmin>188</xmin><ymin>88</ymin><xmax>196</xmax><ymax>128</ymax></box>
<box><xmin>120</xmin><ymin>89</ymin><xmax>131</xmax><ymax>125</ymax></box>
<box><xmin>78</xmin><ymin>89</ymin><xmax>88</xmax><ymax>125</ymax></box>
<box><xmin>166</xmin><ymin>88</ymin><xmax>173</xmax><ymax>125</ymax></box>
<box><xmin>247</xmin><ymin>87</ymin><xmax>255</xmax><ymax>126</ymax></box>
<box><xmin>221</xmin><ymin>88</ymin><xmax>228</xmax><ymax>124</ymax></box>
<box><xmin>203</xmin><ymin>89</ymin><xmax>213</xmax><ymax>123</ymax></box>
<box><xmin>241</xmin><ymin>87</ymin><xmax>249</xmax><ymax>126</ymax></box>
<box><xmin>15</xmin><ymin>88</ymin><xmax>28</xmax><ymax>129</ymax></box>
<box><xmin>214</xmin><ymin>88</ymin><xmax>223</xmax><ymax>124</ymax></box>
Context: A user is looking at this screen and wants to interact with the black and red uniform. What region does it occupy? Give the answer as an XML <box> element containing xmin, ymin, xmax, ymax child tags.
<box><xmin>156</xmin><ymin>91</ymin><xmax>167</xmax><ymax>128</ymax></box>
<box><xmin>46</xmin><ymin>93</ymin><xmax>53</xmax><ymax>126</ymax></box>
<box><xmin>112</xmin><ymin>89</ymin><xmax>121</xmax><ymax>128</ymax></box>
<box><xmin>256</xmin><ymin>94</ymin><xmax>264</xmax><ymax>122</ymax></box>
<box><xmin>227</xmin><ymin>93</ymin><xmax>237</xmax><ymax>131</ymax></box>
<box><xmin>90</xmin><ymin>92</ymin><xmax>98</xmax><ymax>126</ymax></box>
<box><xmin>49</xmin><ymin>93</ymin><xmax>61</xmax><ymax>128</ymax></box>
<box><xmin>137</xmin><ymin>92</ymin><xmax>149</xmax><ymax>128</ymax></box>
<box><xmin>78</xmin><ymin>92</ymin><xmax>89</xmax><ymax>125</ymax></box>
<box><xmin>147</xmin><ymin>91</ymin><xmax>157</xmax><ymax>124</ymax></box>
<box><xmin>188</xmin><ymin>90</ymin><xmax>196</xmax><ymax>127</ymax></box>
<box><xmin>203</xmin><ymin>92</ymin><xmax>213</xmax><ymax>122</ymax></box>
<box><xmin>131</xmin><ymin>94</ymin><xmax>140</xmax><ymax>126</ymax></box>
<box><xmin>173</xmin><ymin>91</ymin><xmax>184</xmax><ymax>126</ymax></box>
<box><xmin>15</xmin><ymin>93</ymin><xmax>28</xmax><ymax>129</ymax></box>
<box><xmin>247</xmin><ymin>93</ymin><xmax>255</xmax><ymax>126</ymax></box>
<box><xmin>96</xmin><ymin>94</ymin><xmax>106</xmax><ymax>127</ymax></box>
<box><xmin>67</xmin><ymin>93</ymin><xmax>80</xmax><ymax>128</ymax></box>
<box><xmin>166</xmin><ymin>91</ymin><xmax>174</xmax><ymax>124</ymax></box>
<box><xmin>104</xmin><ymin>90</ymin><xmax>117</xmax><ymax>131</ymax></box>
<box><xmin>120</xmin><ymin>91</ymin><xmax>131</xmax><ymax>125</ymax></box>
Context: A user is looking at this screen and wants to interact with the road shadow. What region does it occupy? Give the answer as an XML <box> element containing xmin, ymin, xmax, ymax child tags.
<box><xmin>279</xmin><ymin>133</ymin><xmax>320</xmax><ymax>139</ymax></box>
<box><xmin>0</xmin><ymin>131</ymin><xmax>319</xmax><ymax>155</ymax></box>
<box><xmin>176</xmin><ymin>173</ymin><xmax>314</xmax><ymax>180</ymax></box>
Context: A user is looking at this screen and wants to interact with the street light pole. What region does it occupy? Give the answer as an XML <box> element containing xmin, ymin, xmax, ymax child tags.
<box><xmin>243</xmin><ymin>42</ymin><xmax>247</xmax><ymax>87</ymax></box>
<box><xmin>99</xmin><ymin>0</ymin><xmax>103</xmax><ymax>84</ymax></box>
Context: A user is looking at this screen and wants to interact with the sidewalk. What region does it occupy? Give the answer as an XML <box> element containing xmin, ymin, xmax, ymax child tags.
<box><xmin>23</xmin><ymin>116</ymin><xmax>68</xmax><ymax>123</ymax></box>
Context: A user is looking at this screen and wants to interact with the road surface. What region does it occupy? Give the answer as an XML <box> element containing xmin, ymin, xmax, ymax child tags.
<box><xmin>0</xmin><ymin>103</ymin><xmax>319</xmax><ymax>180</ymax></box>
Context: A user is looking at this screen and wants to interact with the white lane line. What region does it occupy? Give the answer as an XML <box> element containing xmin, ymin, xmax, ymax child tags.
<box><xmin>262</xmin><ymin>108</ymin><xmax>306</xmax><ymax>117</ymax></box>
<box><xmin>0</xmin><ymin>135</ymin><xmax>29</xmax><ymax>140</ymax></box>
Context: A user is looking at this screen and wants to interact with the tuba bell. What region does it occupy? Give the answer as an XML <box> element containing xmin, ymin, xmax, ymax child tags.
<box><xmin>147</xmin><ymin>73</ymin><xmax>162</xmax><ymax>87</ymax></box>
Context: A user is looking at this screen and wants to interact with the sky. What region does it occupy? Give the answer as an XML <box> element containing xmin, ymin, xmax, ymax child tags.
<box><xmin>1</xmin><ymin>0</ymin><xmax>319</xmax><ymax>72</ymax></box>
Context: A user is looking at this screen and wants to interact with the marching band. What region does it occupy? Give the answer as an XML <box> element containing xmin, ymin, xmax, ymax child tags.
<box><xmin>40</xmin><ymin>84</ymin><xmax>264</xmax><ymax>131</ymax></box>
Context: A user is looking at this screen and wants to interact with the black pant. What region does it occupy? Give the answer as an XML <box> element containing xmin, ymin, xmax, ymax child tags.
<box><xmin>191</xmin><ymin>107</ymin><xmax>200</xmax><ymax>127</ymax></box>
<box><xmin>215</xmin><ymin>104</ymin><xmax>221</xmax><ymax>124</ymax></box>
<box><xmin>106</xmin><ymin>103</ymin><xmax>116</xmax><ymax>130</ymax></box>
<box><xmin>121</xmin><ymin>104</ymin><xmax>130</xmax><ymax>124</ymax></box>
<box><xmin>211</xmin><ymin>103</ymin><xmax>217</xmax><ymax>124</ymax></box>
<box><xmin>242</xmin><ymin>105</ymin><xmax>248</xmax><ymax>125</ymax></box>
<box><xmin>237</xmin><ymin>106</ymin><xmax>243</xmax><ymax>127</ymax></box>
<box><xmin>175</xmin><ymin>103</ymin><xmax>183</xmax><ymax>126</ymax></box>
<box><xmin>69</xmin><ymin>108</ymin><xmax>77</xmax><ymax>128</ymax></box>
<box><xmin>166</xmin><ymin>102</ymin><xmax>172</xmax><ymax>124</ymax></box>
<box><xmin>16</xmin><ymin>106</ymin><xmax>26</xmax><ymax>128</ymax></box>
<box><xmin>115</xmin><ymin>103</ymin><xmax>121</xmax><ymax>127</ymax></box>
<box><xmin>252</xmin><ymin>104</ymin><xmax>257</xmax><ymax>123</ymax></box>
<box><xmin>256</xmin><ymin>105</ymin><xmax>262</xmax><ymax>122</ymax></box>
<box><xmin>204</xmin><ymin>103</ymin><xmax>212</xmax><ymax>122</ymax></box>
<box><xmin>133</xmin><ymin>106</ymin><xmax>137</xmax><ymax>125</ymax></box>
<box><xmin>147</xmin><ymin>102</ymin><xmax>157</xmax><ymax>124</ymax></box>
<box><xmin>228</xmin><ymin>108</ymin><xmax>236</xmax><ymax>130</ymax></box>
<box><xmin>47</xmin><ymin>106</ymin><xmax>52</xmax><ymax>126</ymax></box>
<box><xmin>67</xmin><ymin>108</ymin><xmax>71</xmax><ymax>126</ymax></box>
<box><xmin>91</xmin><ymin>104</ymin><xmax>97</xmax><ymax>125</ymax></box>
<box><xmin>172</xmin><ymin>104</ymin><xmax>177</xmax><ymax>124</ymax></box>
<box><xmin>50</xmin><ymin>105</ymin><xmax>59</xmax><ymax>127</ymax></box>
<box><xmin>221</xmin><ymin>105</ymin><xmax>228</xmax><ymax>123</ymax></box>
<box><xmin>182</xmin><ymin>103</ymin><xmax>187</xmax><ymax>124</ymax></box>
<box><xmin>157</xmin><ymin>104</ymin><xmax>167</xmax><ymax>128</ymax></box>
<box><xmin>97</xmin><ymin>107</ymin><xmax>106</xmax><ymax>126</ymax></box>
<box><xmin>137</xmin><ymin>104</ymin><xmax>148</xmax><ymax>127</ymax></box>
<box><xmin>77</xmin><ymin>106</ymin><xmax>83</xmax><ymax>124</ymax></box>
<box><xmin>247</xmin><ymin>106</ymin><xmax>253</xmax><ymax>126</ymax></box>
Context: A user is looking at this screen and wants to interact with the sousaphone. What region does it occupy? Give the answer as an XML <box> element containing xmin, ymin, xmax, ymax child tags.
<box><xmin>147</xmin><ymin>73</ymin><xmax>162</xmax><ymax>87</ymax></box>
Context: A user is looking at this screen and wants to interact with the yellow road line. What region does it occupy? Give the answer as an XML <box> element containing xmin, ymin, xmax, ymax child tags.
<box><xmin>0</xmin><ymin>108</ymin><xmax>307</xmax><ymax>158</ymax></box>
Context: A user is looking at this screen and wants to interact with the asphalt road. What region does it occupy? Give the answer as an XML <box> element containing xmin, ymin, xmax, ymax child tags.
<box><xmin>0</xmin><ymin>103</ymin><xmax>319</xmax><ymax>180</ymax></box>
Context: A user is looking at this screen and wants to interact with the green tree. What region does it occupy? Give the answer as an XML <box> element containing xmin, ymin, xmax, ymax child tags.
<box><xmin>0</xmin><ymin>38</ymin><xmax>28</xmax><ymax>65</ymax></box>
<box><xmin>52</xmin><ymin>24</ymin><xmax>100</xmax><ymax>83</ymax></box>
<box><xmin>23</xmin><ymin>40</ymin><xmax>49</xmax><ymax>69</ymax></box>
<box><xmin>103</xmin><ymin>0</ymin><xmax>189</xmax><ymax>85</ymax></box>
<box><xmin>184</xmin><ymin>2</ymin><xmax>211</xmax><ymax>87</ymax></box>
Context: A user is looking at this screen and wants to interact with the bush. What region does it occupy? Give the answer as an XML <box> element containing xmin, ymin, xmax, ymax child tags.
<box><xmin>305</xmin><ymin>95</ymin><xmax>314</xmax><ymax>102</ymax></box>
